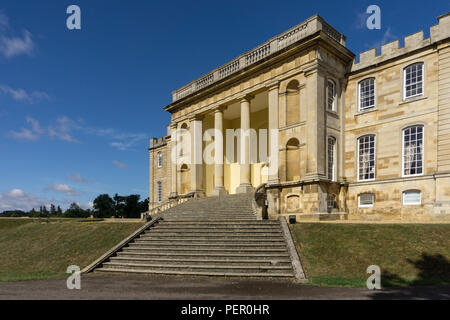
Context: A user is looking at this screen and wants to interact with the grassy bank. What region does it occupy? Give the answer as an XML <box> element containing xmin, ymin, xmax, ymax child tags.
<box><xmin>291</xmin><ymin>223</ymin><xmax>450</xmax><ymax>287</ymax></box>
<box><xmin>0</xmin><ymin>218</ymin><xmax>143</xmax><ymax>281</ymax></box>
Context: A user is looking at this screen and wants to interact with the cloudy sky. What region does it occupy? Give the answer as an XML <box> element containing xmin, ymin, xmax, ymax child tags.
<box><xmin>0</xmin><ymin>0</ymin><xmax>448</xmax><ymax>211</ymax></box>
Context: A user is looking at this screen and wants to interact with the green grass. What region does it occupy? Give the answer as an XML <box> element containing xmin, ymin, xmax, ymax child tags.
<box><xmin>0</xmin><ymin>218</ymin><xmax>143</xmax><ymax>281</ymax></box>
<box><xmin>291</xmin><ymin>223</ymin><xmax>450</xmax><ymax>287</ymax></box>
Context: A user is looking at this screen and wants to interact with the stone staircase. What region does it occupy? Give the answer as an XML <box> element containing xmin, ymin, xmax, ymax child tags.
<box><xmin>95</xmin><ymin>193</ymin><xmax>295</xmax><ymax>278</ymax></box>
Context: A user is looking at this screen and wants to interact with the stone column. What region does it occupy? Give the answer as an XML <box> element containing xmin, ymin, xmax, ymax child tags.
<box><xmin>189</xmin><ymin>115</ymin><xmax>204</xmax><ymax>196</ymax></box>
<box><xmin>169</xmin><ymin>123</ymin><xmax>178</xmax><ymax>198</ymax></box>
<box><xmin>266</xmin><ymin>81</ymin><xmax>280</xmax><ymax>185</ymax></box>
<box><xmin>212</xmin><ymin>106</ymin><xmax>226</xmax><ymax>196</ymax></box>
<box><xmin>237</xmin><ymin>95</ymin><xmax>254</xmax><ymax>193</ymax></box>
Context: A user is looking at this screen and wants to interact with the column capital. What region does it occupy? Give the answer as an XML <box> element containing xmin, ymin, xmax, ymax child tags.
<box><xmin>188</xmin><ymin>113</ymin><xmax>204</xmax><ymax>122</ymax></box>
<box><xmin>213</xmin><ymin>105</ymin><xmax>227</xmax><ymax>114</ymax></box>
<box><xmin>265</xmin><ymin>80</ymin><xmax>280</xmax><ymax>90</ymax></box>
<box><xmin>239</xmin><ymin>93</ymin><xmax>255</xmax><ymax>103</ymax></box>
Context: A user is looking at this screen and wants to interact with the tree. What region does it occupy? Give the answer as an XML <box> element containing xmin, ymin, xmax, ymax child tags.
<box><xmin>93</xmin><ymin>194</ymin><xmax>115</xmax><ymax>218</ymax></box>
<box><xmin>50</xmin><ymin>204</ymin><xmax>56</xmax><ymax>217</ymax></box>
<box><xmin>64</xmin><ymin>202</ymin><xmax>89</xmax><ymax>218</ymax></box>
<box><xmin>56</xmin><ymin>206</ymin><xmax>63</xmax><ymax>216</ymax></box>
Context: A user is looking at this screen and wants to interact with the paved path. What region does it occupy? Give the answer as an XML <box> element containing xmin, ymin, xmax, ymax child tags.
<box><xmin>0</xmin><ymin>274</ymin><xmax>449</xmax><ymax>300</ymax></box>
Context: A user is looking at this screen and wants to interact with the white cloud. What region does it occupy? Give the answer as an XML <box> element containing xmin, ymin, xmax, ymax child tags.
<box><xmin>68</xmin><ymin>173</ymin><xmax>90</xmax><ymax>183</ymax></box>
<box><xmin>9</xmin><ymin>127</ymin><xmax>39</xmax><ymax>141</ymax></box>
<box><xmin>44</xmin><ymin>183</ymin><xmax>80</xmax><ymax>197</ymax></box>
<box><xmin>85</xmin><ymin>127</ymin><xmax>148</xmax><ymax>151</ymax></box>
<box><xmin>0</xmin><ymin>12</ymin><xmax>35</xmax><ymax>58</ymax></box>
<box><xmin>113</xmin><ymin>160</ymin><xmax>129</xmax><ymax>169</ymax></box>
<box><xmin>0</xmin><ymin>84</ymin><xmax>49</xmax><ymax>103</ymax></box>
<box><xmin>0</xmin><ymin>189</ymin><xmax>45</xmax><ymax>211</ymax></box>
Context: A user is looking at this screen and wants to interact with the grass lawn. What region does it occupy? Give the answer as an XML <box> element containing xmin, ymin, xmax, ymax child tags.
<box><xmin>0</xmin><ymin>218</ymin><xmax>143</xmax><ymax>281</ymax></box>
<box><xmin>291</xmin><ymin>223</ymin><xmax>450</xmax><ymax>288</ymax></box>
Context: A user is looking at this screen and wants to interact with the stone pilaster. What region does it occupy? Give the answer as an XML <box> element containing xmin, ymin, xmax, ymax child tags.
<box><xmin>169</xmin><ymin>123</ymin><xmax>178</xmax><ymax>198</ymax></box>
<box><xmin>189</xmin><ymin>115</ymin><xmax>205</xmax><ymax>196</ymax></box>
<box><xmin>266</xmin><ymin>81</ymin><xmax>280</xmax><ymax>185</ymax></box>
<box><xmin>212</xmin><ymin>106</ymin><xmax>227</xmax><ymax>196</ymax></box>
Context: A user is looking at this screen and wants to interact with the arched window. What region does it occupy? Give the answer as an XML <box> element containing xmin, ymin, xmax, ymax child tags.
<box><xmin>403</xmin><ymin>125</ymin><xmax>424</xmax><ymax>176</ymax></box>
<box><xmin>404</xmin><ymin>63</ymin><xmax>424</xmax><ymax>99</ymax></box>
<box><xmin>327</xmin><ymin>137</ymin><xmax>336</xmax><ymax>181</ymax></box>
<box><xmin>357</xmin><ymin>135</ymin><xmax>376</xmax><ymax>181</ymax></box>
<box><xmin>286</xmin><ymin>80</ymin><xmax>300</xmax><ymax>126</ymax></box>
<box><xmin>157</xmin><ymin>181</ymin><xmax>162</xmax><ymax>203</ymax></box>
<box><xmin>327</xmin><ymin>80</ymin><xmax>336</xmax><ymax>111</ymax></box>
<box><xmin>358</xmin><ymin>78</ymin><xmax>375</xmax><ymax>111</ymax></box>
<box><xmin>286</xmin><ymin>138</ymin><xmax>300</xmax><ymax>181</ymax></box>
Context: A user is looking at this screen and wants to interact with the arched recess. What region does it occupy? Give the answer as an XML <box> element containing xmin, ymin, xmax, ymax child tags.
<box><xmin>179</xmin><ymin>123</ymin><xmax>189</xmax><ymax>157</ymax></box>
<box><xmin>180</xmin><ymin>164</ymin><xmax>190</xmax><ymax>194</ymax></box>
<box><xmin>286</xmin><ymin>80</ymin><xmax>300</xmax><ymax>126</ymax></box>
<box><xmin>286</xmin><ymin>138</ymin><xmax>300</xmax><ymax>181</ymax></box>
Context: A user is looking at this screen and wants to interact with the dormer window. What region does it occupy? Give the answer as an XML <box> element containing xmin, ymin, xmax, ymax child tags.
<box><xmin>358</xmin><ymin>78</ymin><xmax>375</xmax><ymax>111</ymax></box>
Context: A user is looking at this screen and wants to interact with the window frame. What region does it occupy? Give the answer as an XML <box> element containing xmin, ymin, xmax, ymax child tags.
<box><xmin>358</xmin><ymin>78</ymin><xmax>376</xmax><ymax>112</ymax></box>
<box><xmin>157</xmin><ymin>151</ymin><xmax>162</xmax><ymax>168</ymax></box>
<box><xmin>358</xmin><ymin>193</ymin><xmax>374</xmax><ymax>208</ymax></box>
<box><xmin>327</xmin><ymin>79</ymin><xmax>336</xmax><ymax>112</ymax></box>
<box><xmin>403</xmin><ymin>62</ymin><xmax>424</xmax><ymax>100</ymax></box>
<box><xmin>402</xmin><ymin>190</ymin><xmax>422</xmax><ymax>206</ymax></box>
<box><xmin>327</xmin><ymin>136</ymin><xmax>336</xmax><ymax>181</ymax></box>
<box><xmin>157</xmin><ymin>181</ymin><xmax>162</xmax><ymax>203</ymax></box>
<box><xmin>402</xmin><ymin>125</ymin><xmax>424</xmax><ymax>178</ymax></box>
<box><xmin>357</xmin><ymin>135</ymin><xmax>376</xmax><ymax>182</ymax></box>
<box><xmin>327</xmin><ymin>194</ymin><xmax>337</xmax><ymax>210</ymax></box>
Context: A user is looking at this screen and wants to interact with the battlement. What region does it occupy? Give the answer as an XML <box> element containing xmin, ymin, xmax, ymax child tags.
<box><xmin>352</xmin><ymin>12</ymin><xmax>450</xmax><ymax>72</ymax></box>
<box><xmin>149</xmin><ymin>137</ymin><xmax>167</xmax><ymax>150</ymax></box>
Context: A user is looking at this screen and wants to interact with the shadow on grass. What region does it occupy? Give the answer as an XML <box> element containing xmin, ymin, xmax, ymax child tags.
<box><xmin>371</xmin><ymin>253</ymin><xmax>450</xmax><ymax>300</ymax></box>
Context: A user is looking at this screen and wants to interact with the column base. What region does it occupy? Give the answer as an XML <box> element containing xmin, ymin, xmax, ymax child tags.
<box><xmin>211</xmin><ymin>187</ymin><xmax>227</xmax><ymax>197</ymax></box>
<box><xmin>236</xmin><ymin>183</ymin><xmax>254</xmax><ymax>194</ymax></box>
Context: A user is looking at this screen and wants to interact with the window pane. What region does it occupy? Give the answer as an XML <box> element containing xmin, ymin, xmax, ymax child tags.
<box><xmin>328</xmin><ymin>137</ymin><xmax>336</xmax><ymax>181</ymax></box>
<box><xmin>359</xmin><ymin>78</ymin><xmax>375</xmax><ymax>111</ymax></box>
<box><xmin>404</xmin><ymin>63</ymin><xmax>423</xmax><ymax>99</ymax></box>
<box><xmin>359</xmin><ymin>194</ymin><xmax>374</xmax><ymax>207</ymax></box>
<box><xmin>403</xmin><ymin>190</ymin><xmax>421</xmax><ymax>205</ymax></box>
<box><xmin>403</xmin><ymin>126</ymin><xmax>424</xmax><ymax>176</ymax></box>
<box><xmin>358</xmin><ymin>135</ymin><xmax>375</xmax><ymax>180</ymax></box>
<box><xmin>327</xmin><ymin>81</ymin><xmax>335</xmax><ymax>111</ymax></box>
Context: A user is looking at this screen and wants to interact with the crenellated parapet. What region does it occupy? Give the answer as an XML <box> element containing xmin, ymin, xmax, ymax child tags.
<box><xmin>149</xmin><ymin>137</ymin><xmax>167</xmax><ymax>150</ymax></box>
<box><xmin>352</xmin><ymin>12</ymin><xmax>450</xmax><ymax>72</ymax></box>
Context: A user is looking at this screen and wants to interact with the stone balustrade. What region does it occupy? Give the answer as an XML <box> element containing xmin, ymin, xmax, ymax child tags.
<box><xmin>171</xmin><ymin>14</ymin><xmax>346</xmax><ymax>102</ymax></box>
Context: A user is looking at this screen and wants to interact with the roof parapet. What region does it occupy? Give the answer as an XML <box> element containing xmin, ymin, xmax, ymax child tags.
<box><xmin>352</xmin><ymin>12</ymin><xmax>450</xmax><ymax>72</ymax></box>
<box><xmin>170</xmin><ymin>14</ymin><xmax>347</xmax><ymax>103</ymax></box>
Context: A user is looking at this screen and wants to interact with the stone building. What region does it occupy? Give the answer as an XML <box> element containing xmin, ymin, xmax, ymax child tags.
<box><xmin>148</xmin><ymin>13</ymin><xmax>450</xmax><ymax>221</ymax></box>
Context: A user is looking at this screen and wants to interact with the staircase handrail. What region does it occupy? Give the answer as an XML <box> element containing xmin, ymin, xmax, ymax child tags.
<box><xmin>143</xmin><ymin>192</ymin><xmax>196</xmax><ymax>218</ymax></box>
<box><xmin>252</xmin><ymin>183</ymin><xmax>267</xmax><ymax>220</ymax></box>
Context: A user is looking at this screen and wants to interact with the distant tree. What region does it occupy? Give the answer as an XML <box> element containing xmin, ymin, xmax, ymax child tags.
<box><xmin>93</xmin><ymin>194</ymin><xmax>115</xmax><ymax>218</ymax></box>
<box><xmin>123</xmin><ymin>194</ymin><xmax>141</xmax><ymax>218</ymax></box>
<box><xmin>30</xmin><ymin>208</ymin><xmax>39</xmax><ymax>217</ymax></box>
<box><xmin>64</xmin><ymin>203</ymin><xmax>89</xmax><ymax>218</ymax></box>
<box><xmin>139</xmin><ymin>197</ymin><xmax>149</xmax><ymax>214</ymax></box>
<box><xmin>56</xmin><ymin>206</ymin><xmax>63</xmax><ymax>216</ymax></box>
<box><xmin>49</xmin><ymin>204</ymin><xmax>56</xmax><ymax>217</ymax></box>
<box><xmin>113</xmin><ymin>193</ymin><xmax>126</xmax><ymax>217</ymax></box>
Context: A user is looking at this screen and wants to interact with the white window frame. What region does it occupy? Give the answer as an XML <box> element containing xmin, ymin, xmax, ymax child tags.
<box><xmin>157</xmin><ymin>151</ymin><xmax>162</xmax><ymax>168</ymax></box>
<box><xmin>358</xmin><ymin>193</ymin><xmax>374</xmax><ymax>208</ymax></box>
<box><xmin>157</xmin><ymin>181</ymin><xmax>162</xmax><ymax>203</ymax></box>
<box><xmin>403</xmin><ymin>63</ymin><xmax>424</xmax><ymax>100</ymax></box>
<box><xmin>327</xmin><ymin>136</ymin><xmax>336</xmax><ymax>181</ymax></box>
<box><xmin>327</xmin><ymin>79</ymin><xmax>336</xmax><ymax>111</ymax></box>
<box><xmin>327</xmin><ymin>194</ymin><xmax>337</xmax><ymax>210</ymax></box>
<box><xmin>358</xmin><ymin>78</ymin><xmax>376</xmax><ymax>112</ymax></box>
<box><xmin>402</xmin><ymin>190</ymin><xmax>422</xmax><ymax>206</ymax></box>
<box><xmin>357</xmin><ymin>135</ymin><xmax>376</xmax><ymax>182</ymax></box>
<box><xmin>402</xmin><ymin>125</ymin><xmax>424</xmax><ymax>177</ymax></box>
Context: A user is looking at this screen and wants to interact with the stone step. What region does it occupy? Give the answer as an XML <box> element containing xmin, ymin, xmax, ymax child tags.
<box><xmin>116</xmin><ymin>251</ymin><xmax>290</xmax><ymax>259</ymax></box>
<box><xmin>122</xmin><ymin>247</ymin><xmax>288</xmax><ymax>254</ymax></box>
<box><xmin>128</xmin><ymin>242</ymin><xmax>287</xmax><ymax>248</ymax></box>
<box><xmin>109</xmin><ymin>256</ymin><xmax>291</xmax><ymax>266</ymax></box>
<box><xmin>151</xmin><ymin>226</ymin><xmax>280</xmax><ymax>231</ymax></box>
<box><xmin>160</xmin><ymin>221</ymin><xmax>279</xmax><ymax>225</ymax></box>
<box><xmin>133</xmin><ymin>239</ymin><xmax>286</xmax><ymax>245</ymax></box>
<box><xmin>138</xmin><ymin>235</ymin><xmax>285</xmax><ymax>241</ymax></box>
<box><xmin>101</xmin><ymin>262</ymin><xmax>293</xmax><ymax>274</ymax></box>
<box><xmin>96</xmin><ymin>267</ymin><xmax>293</xmax><ymax>278</ymax></box>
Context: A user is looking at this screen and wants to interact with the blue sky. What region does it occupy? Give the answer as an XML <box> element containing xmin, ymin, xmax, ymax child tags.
<box><xmin>0</xmin><ymin>0</ymin><xmax>449</xmax><ymax>211</ymax></box>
